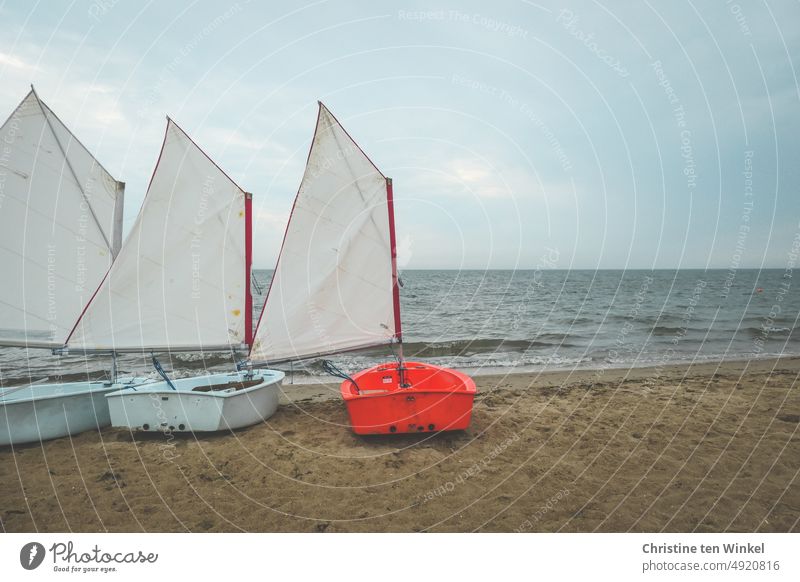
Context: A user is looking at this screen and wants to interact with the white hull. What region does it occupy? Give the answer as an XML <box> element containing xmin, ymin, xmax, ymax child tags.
<box><xmin>0</xmin><ymin>378</ymin><xmax>150</xmax><ymax>446</ymax></box>
<box><xmin>106</xmin><ymin>370</ymin><xmax>284</xmax><ymax>432</ymax></box>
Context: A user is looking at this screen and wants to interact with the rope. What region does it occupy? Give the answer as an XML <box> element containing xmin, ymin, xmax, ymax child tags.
<box><xmin>152</xmin><ymin>355</ymin><xmax>177</xmax><ymax>390</ymax></box>
<box><xmin>389</xmin><ymin>340</ymin><xmax>402</xmax><ymax>366</ymax></box>
<box><xmin>321</xmin><ymin>360</ymin><xmax>359</xmax><ymax>394</ymax></box>
<box><xmin>389</xmin><ymin>340</ymin><xmax>411</xmax><ymax>388</ymax></box>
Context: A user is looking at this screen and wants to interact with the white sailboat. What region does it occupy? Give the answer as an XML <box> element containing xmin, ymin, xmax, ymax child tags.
<box><xmin>249</xmin><ymin>102</ymin><xmax>400</xmax><ymax>363</ymax></box>
<box><xmin>76</xmin><ymin>118</ymin><xmax>284</xmax><ymax>432</ymax></box>
<box><xmin>0</xmin><ymin>87</ymin><xmax>145</xmax><ymax>446</ymax></box>
<box><xmin>249</xmin><ymin>102</ymin><xmax>475</xmax><ymax>435</ymax></box>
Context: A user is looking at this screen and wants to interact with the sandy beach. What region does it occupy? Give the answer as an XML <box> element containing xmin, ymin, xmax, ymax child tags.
<box><xmin>1</xmin><ymin>357</ymin><xmax>798</xmax><ymax>533</ymax></box>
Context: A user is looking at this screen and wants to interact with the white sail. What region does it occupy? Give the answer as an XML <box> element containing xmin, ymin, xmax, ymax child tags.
<box><xmin>250</xmin><ymin>103</ymin><xmax>400</xmax><ymax>363</ymax></box>
<box><xmin>67</xmin><ymin>119</ymin><xmax>250</xmax><ymax>352</ymax></box>
<box><xmin>0</xmin><ymin>89</ymin><xmax>124</xmax><ymax>348</ymax></box>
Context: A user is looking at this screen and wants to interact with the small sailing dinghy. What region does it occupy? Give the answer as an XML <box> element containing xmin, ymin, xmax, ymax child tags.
<box><xmin>342</xmin><ymin>363</ymin><xmax>476</xmax><ymax>434</ymax></box>
<box><xmin>69</xmin><ymin>118</ymin><xmax>283</xmax><ymax>433</ymax></box>
<box><xmin>0</xmin><ymin>88</ymin><xmax>147</xmax><ymax>446</ymax></box>
<box><xmin>248</xmin><ymin>103</ymin><xmax>476</xmax><ymax>435</ymax></box>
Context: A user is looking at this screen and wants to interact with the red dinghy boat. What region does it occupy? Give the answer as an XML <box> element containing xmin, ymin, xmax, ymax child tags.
<box><xmin>341</xmin><ymin>362</ymin><xmax>476</xmax><ymax>435</ymax></box>
<box><xmin>247</xmin><ymin>102</ymin><xmax>477</xmax><ymax>435</ymax></box>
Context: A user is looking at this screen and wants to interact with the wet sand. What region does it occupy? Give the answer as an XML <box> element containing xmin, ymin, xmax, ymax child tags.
<box><xmin>1</xmin><ymin>357</ymin><xmax>798</xmax><ymax>532</ymax></box>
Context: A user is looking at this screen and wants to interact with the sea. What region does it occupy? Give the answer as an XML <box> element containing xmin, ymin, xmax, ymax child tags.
<box><xmin>1</xmin><ymin>269</ymin><xmax>798</xmax><ymax>384</ymax></box>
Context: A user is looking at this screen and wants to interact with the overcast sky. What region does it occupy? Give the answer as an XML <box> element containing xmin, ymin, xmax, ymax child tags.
<box><xmin>1</xmin><ymin>0</ymin><xmax>798</xmax><ymax>269</ymax></box>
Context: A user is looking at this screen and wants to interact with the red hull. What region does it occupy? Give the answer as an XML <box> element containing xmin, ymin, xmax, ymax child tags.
<box><xmin>341</xmin><ymin>361</ymin><xmax>476</xmax><ymax>435</ymax></box>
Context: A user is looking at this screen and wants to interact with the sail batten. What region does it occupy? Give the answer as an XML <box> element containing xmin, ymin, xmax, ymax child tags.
<box><xmin>250</xmin><ymin>103</ymin><xmax>399</xmax><ymax>363</ymax></box>
<box><xmin>66</xmin><ymin>119</ymin><xmax>249</xmax><ymax>352</ymax></box>
<box><xmin>0</xmin><ymin>90</ymin><xmax>124</xmax><ymax>348</ymax></box>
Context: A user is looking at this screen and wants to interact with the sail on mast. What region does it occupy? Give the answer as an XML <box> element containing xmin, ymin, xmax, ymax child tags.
<box><xmin>249</xmin><ymin>102</ymin><xmax>400</xmax><ymax>364</ymax></box>
<box><xmin>67</xmin><ymin>118</ymin><xmax>251</xmax><ymax>352</ymax></box>
<box><xmin>0</xmin><ymin>89</ymin><xmax>124</xmax><ymax>348</ymax></box>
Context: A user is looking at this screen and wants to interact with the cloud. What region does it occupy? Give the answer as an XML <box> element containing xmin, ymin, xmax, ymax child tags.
<box><xmin>1</xmin><ymin>0</ymin><xmax>797</xmax><ymax>269</ymax></box>
<box><xmin>0</xmin><ymin>52</ymin><xmax>34</xmax><ymax>70</ymax></box>
<box><xmin>403</xmin><ymin>156</ymin><xmax>562</xmax><ymax>204</ymax></box>
<box><xmin>254</xmin><ymin>207</ymin><xmax>287</xmax><ymax>227</ymax></box>
<box><xmin>402</xmin><ymin>158</ymin><xmax>512</xmax><ymax>200</ymax></box>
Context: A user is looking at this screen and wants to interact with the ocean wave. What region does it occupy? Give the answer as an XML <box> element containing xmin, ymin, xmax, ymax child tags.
<box><xmin>172</xmin><ymin>352</ymin><xmax>240</xmax><ymax>368</ymax></box>
<box><xmin>291</xmin><ymin>352</ymin><xmax>596</xmax><ymax>377</ymax></box>
<box><xmin>399</xmin><ymin>336</ymin><xmax>584</xmax><ymax>357</ymax></box>
<box><xmin>649</xmin><ymin>325</ymin><xmax>699</xmax><ymax>336</ymax></box>
<box><xmin>743</xmin><ymin>325</ymin><xmax>794</xmax><ymax>337</ymax></box>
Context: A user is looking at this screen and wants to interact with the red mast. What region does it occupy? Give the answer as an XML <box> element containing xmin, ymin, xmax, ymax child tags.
<box><xmin>386</xmin><ymin>177</ymin><xmax>402</xmax><ymax>344</ymax></box>
<box><xmin>244</xmin><ymin>192</ymin><xmax>253</xmax><ymax>347</ymax></box>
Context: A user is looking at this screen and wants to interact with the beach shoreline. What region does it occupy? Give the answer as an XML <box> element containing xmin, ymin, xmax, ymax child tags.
<box><xmin>1</xmin><ymin>356</ymin><xmax>798</xmax><ymax>532</ymax></box>
<box><xmin>278</xmin><ymin>355</ymin><xmax>800</xmax><ymax>404</ymax></box>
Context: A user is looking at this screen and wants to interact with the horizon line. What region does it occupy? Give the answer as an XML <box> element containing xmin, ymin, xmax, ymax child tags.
<box><xmin>251</xmin><ymin>266</ymin><xmax>789</xmax><ymax>271</ymax></box>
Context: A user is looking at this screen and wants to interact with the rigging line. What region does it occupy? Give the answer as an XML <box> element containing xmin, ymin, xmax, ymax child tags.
<box><xmin>321</xmin><ymin>359</ymin><xmax>359</xmax><ymax>394</ymax></box>
<box><xmin>251</xmin><ymin>272</ymin><xmax>264</xmax><ymax>295</ymax></box>
<box><xmin>29</xmin><ymin>86</ymin><xmax>112</xmax><ymax>253</ymax></box>
<box><xmin>389</xmin><ymin>339</ymin><xmax>401</xmax><ymax>365</ymax></box>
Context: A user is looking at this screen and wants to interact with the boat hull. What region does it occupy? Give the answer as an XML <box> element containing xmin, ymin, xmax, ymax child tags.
<box><xmin>0</xmin><ymin>378</ymin><xmax>149</xmax><ymax>446</ymax></box>
<box><xmin>106</xmin><ymin>369</ymin><xmax>284</xmax><ymax>432</ymax></box>
<box><xmin>341</xmin><ymin>362</ymin><xmax>476</xmax><ymax>435</ymax></box>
